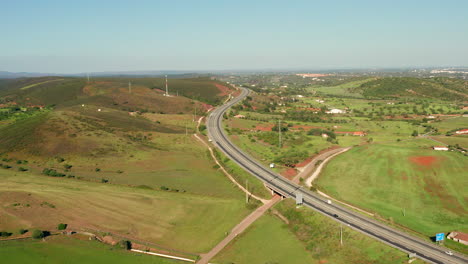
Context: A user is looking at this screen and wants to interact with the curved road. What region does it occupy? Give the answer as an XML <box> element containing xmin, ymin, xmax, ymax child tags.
<box><xmin>207</xmin><ymin>87</ymin><xmax>467</xmax><ymax>264</ymax></box>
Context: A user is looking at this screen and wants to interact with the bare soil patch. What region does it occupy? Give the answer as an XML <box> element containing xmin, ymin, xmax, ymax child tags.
<box><xmin>408</xmin><ymin>156</ymin><xmax>439</xmax><ymax>167</ymax></box>
<box><xmin>215</xmin><ymin>84</ymin><xmax>231</xmax><ymax>97</ymax></box>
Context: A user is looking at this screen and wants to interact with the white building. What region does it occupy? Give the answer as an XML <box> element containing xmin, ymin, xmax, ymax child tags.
<box><xmin>433</xmin><ymin>146</ymin><xmax>449</xmax><ymax>151</ymax></box>
<box><xmin>326</xmin><ymin>109</ymin><xmax>346</xmax><ymax>114</ymax></box>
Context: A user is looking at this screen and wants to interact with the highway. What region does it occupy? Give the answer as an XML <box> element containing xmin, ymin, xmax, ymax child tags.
<box><xmin>207</xmin><ymin>87</ymin><xmax>467</xmax><ymax>264</ymax></box>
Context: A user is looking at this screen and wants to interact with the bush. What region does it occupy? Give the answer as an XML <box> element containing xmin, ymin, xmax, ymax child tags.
<box><xmin>32</xmin><ymin>230</ymin><xmax>45</xmax><ymax>239</ymax></box>
<box><xmin>95</xmin><ymin>168</ymin><xmax>101</xmax><ymax>172</ymax></box>
<box><xmin>18</xmin><ymin>228</ymin><xmax>28</xmax><ymax>235</ymax></box>
<box><xmin>18</xmin><ymin>167</ymin><xmax>28</xmax><ymax>172</ymax></box>
<box><xmin>0</xmin><ymin>231</ymin><xmax>12</xmax><ymax>237</ymax></box>
<box><xmin>118</xmin><ymin>240</ymin><xmax>132</xmax><ymax>250</ymax></box>
<box><xmin>101</xmin><ymin>178</ymin><xmax>108</xmax><ymax>183</ymax></box>
<box><xmin>42</xmin><ymin>168</ymin><xmax>66</xmax><ymax>177</ymax></box>
<box><xmin>57</xmin><ymin>223</ymin><xmax>67</xmax><ymax>230</ymax></box>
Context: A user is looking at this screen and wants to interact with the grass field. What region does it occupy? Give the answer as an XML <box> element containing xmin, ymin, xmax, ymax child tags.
<box><xmin>432</xmin><ymin>117</ymin><xmax>468</xmax><ymax>133</ymax></box>
<box><xmin>307</xmin><ymin>78</ymin><xmax>374</xmax><ymax>98</ymax></box>
<box><xmin>276</xmin><ymin>200</ymin><xmax>423</xmax><ymax>264</ymax></box>
<box><xmin>0</xmin><ymin>236</ymin><xmax>180</xmax><ymax>264</ymax></box>
<box><xmin>430</xmin><ymin>135</ymin><xmax>468</xmax><ymax>149</ymax></box>
<box><xmin>0</xmin><ymin>170</ymin><xmax>251</xmax><ymax>253</ymax></box>
<box><xmin>215</xmin><ymin>200</ymin><xmax>422</xmax><ymax>264</ymax></box>
<box><xmin>316</xmin><ymin>140</ymin><xmax>468</xmax><ymax>239</ymax></box>
<box><xmin>212</xmin><ymin>214</ymin><xmax>316</xmax><ymax>264</ymax></box>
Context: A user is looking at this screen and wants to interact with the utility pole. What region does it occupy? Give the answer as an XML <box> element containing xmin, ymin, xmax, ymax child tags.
<box><xmin>165</xmin><ymin>75</ymin><xmax>169</xmax><ymax>96</ymax></box>
<box><xmin>87</xmin><ymin>73</ymin><xmax>90</xmax><ymax>83</ymax></box>
<box><xmin>245</xmin><ymin>180</ymin><xmax>249</xmax><ymax>203</ymax></box>
<box><xmin>340</xmin><ymin>224</ymin><xmax>343</xmax><ymax>246</ymax></box>
<box><xmin>129</xmin><ymin>82</ymin><xmax>132</xmax><ymax>94</ymax></box>
<box><xmin>278</xmin><ymin>120</ymin><xmax>282</xmax><ymax>148</ymax></box>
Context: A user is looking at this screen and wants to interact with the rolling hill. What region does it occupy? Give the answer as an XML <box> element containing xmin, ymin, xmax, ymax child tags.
<box><xmin>353</xmin><ymin>77</ymin><xmax>468</xmax><ymax>100</ymax></box>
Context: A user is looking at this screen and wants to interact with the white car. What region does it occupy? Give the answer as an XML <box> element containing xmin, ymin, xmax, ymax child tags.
<box><xmin>445</xmin><ymin>251</ymin><xmax>453</xmax><ymax>256</ymax></box>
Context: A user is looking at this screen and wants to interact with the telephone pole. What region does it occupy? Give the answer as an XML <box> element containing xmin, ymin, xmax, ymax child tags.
<box><xmin>278</xmin><ymin>120</ymin><xmax>282</xmax><ymax>148</ymax></box>
<box><xmin>165</xmin><ymin>75</ymin><xmax>169</xmax><ymax>96</ymax></box>
<box><xmin>128</xmin><ymin>82</ymin><xmax>132</xmax><ymax>94</ymax></box>
<box><xmin>340</xmin><ymin>224</ymin><xmax>343</xmax><ymax>246</ymax></box>
<box><xmin>245</xmin><ymin>180</ymin><xmax>249</xmax><ymax>203</ymax></box>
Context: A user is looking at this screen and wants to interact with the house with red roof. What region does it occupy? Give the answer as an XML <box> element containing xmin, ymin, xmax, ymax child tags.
<box><xmin>455</xmin><ymin>129</ymin><xmax>468</xmax><ymax>135</ymax></box>
<box><xmin>448</xmin><ymin>231</ymin><xmax>468</xmax><ymax>245</ymax></box>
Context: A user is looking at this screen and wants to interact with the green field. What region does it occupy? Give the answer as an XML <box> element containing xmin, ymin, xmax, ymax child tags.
<box><xmin>276</xmin><ymin>200</ymin><xmax>423</xmax><ymax>264</ymax></box>
<box><xmin>0</xmin><ymin>236</ymin><xmax>180</xmax><ymax>264</ymax></box>
<box><xmin>215</xmin><ymin>200</ymin><xmax>420</xmax><ymax>264</ymax></box>
<box><xmin>213</xmin><ymin>214</ymin><xmax>316</xmax><ymax>264</ymax></box>
<box><xmin>432</xmin><ymin>117</ymin><xmax>468</xmax><ymax>133</ymax></box>
<box><xmin>0</xmin><ymin>170</ymin><xmax>251</xmax><ymax>253</ymax></box>
<box><xmin>316</xmin><ymin>140</ymin><xmax>468</xmax><ymax>239</ymax></box>
<box><xmin>307</xmin><ymin>78</ymin><xmax>373</xmax><ymax>97</ymax></box>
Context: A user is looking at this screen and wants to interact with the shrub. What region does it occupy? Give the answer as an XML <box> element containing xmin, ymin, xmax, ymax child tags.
<box><xmin>32</xmin><ymin>230</ymin><xmax>45</xmax><ymax>239</ymax></box>
<box><xmin>57</xmin><ymin>223</ymin><xmax>67</xmax><ymax>230</ymax></box>
<box><xmin>18</xmin><ymin>167</ymin><xmax>28</xmax><ymax>172</ymax></box>
<box><xmin>118</xmin><ymin>240</ymin><xmax>132</xmax><ymax>250</ymax></box>
<box><xmin>0</xmin><ymin>231</ymin><xmax>12</xmax><ymax>237</ymax></box>
<box><xmin>42</xmin><ymin>168</ymin><xmax>66</xmax><ymax>177</ymax></box>
<box><xmin>18</xmin><ymin>229</ymin><xmax>28</xmax><ymax>235</ymax></box>
<box><xmin>101</xmin><ymin>178</ymin><xmax>108</xmax><ymax>183</ymax></box>
<box><xmin>95</xmin><ymin>168</ymin><xmax>101</xmax><ymax>172</ymax></box>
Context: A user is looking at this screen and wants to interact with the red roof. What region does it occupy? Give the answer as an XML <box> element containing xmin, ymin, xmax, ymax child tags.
<box><xmin>453</xmin><ymin>232</ymin><xmax>468</xmax><ymax>242</ymax></box>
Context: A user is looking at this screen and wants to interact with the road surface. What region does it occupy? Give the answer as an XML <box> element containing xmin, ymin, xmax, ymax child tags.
<box><xmin>207</xmin><ymin>87</ymin><xmax>467</xmax><ymax>264</ymax></box>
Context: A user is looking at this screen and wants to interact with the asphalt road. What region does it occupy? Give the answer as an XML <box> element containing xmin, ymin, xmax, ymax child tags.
<box><xmin>207</xmin><ymin>87</ymin><xmax>467</xmax><ymax>264</ymax></box>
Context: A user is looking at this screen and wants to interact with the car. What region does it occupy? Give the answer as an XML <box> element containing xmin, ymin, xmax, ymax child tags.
<box><xmin>445</xmin><ymin>251</ymin><xmax>453</xmax><ymax>256</ymax></box>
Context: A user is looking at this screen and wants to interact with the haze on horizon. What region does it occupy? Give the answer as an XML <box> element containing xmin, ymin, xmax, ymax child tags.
<box><xmin>1</xmin><ymin>0</ymin><xmax>467</xmax><ymax>74</ymax></box>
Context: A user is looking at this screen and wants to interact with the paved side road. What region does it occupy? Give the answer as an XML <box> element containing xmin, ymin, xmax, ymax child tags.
<box><xmin>197</xmin><ymin>195</ymin><xmax>281</xmax><ymax>264</ymax></box>
<box><xmin>293</xmin><ymin>147</ymin><xmax>350</xmax><ymax>184</ymax></box>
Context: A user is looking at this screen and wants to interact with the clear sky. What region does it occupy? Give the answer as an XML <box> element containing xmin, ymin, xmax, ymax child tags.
<box><xmin>1</xmin><ymin>0</ymin><xmax>467</xmax><ymax>73</ymax></box>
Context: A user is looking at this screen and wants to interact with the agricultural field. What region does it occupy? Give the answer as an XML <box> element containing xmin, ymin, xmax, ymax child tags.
<box><xmin>316</xmin><ymin>139</ymin><xmax>468</xmax><ymax>241</ymax></box>
<box><xmin>0</xmin><ymin>170</ymin><xmax>251</xmax><ymax>253</ymax></box>
<box><xmin>0</xmin><ymin>236</ymin><xmax>180</xmax><ymax>264</ymax></box>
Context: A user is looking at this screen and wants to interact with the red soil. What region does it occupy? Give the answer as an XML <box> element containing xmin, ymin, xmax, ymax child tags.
<box><xmin>281</xmin><ymin>168</ymin><xmax>297</xmax><ymax>179</ymax></box>
<box><xmin>201</xmin><ymin>103</ymin><xmax>213</xmax><ymax>112</ymax></box>
<box><xmin>215</xmin><ymin>84</ymin><xmax>231</xmax><ymax>96</ymax></box>
<box><xmin>409</xmin><ymin>156</ymin><xmax>438</xmax><ymax>167</ymax></box>
<box><xmin>254</xmin><ymin>124</ymin><xmax>274</xmax><ymax>131</ymax></box>
<box><xmin>295</xmin><ymin>157</ymin><xmax>313</xmax><ymax>168</ymax></box>
<box><xmin>290</xmin><ymin>125</ymin><xmax>323</xmax><ymax>131</ymax></box>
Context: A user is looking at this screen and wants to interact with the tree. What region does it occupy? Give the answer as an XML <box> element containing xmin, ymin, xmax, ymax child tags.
<box><xmin>57</xmin><ymin>223</ymin><xmax>67</xmax><ymax>230</ymax></box>
<box><xmin>411</xmin><ymin>130</ymin><xmax>418</xmax><ymax>137</ymax></box>
<box><xmin>118</xmin><ymin>240</ymin><xmax>132</xmax><ymax>250</ymax></box>
<box><xmin>32</xmin><ymin>230</ymin><xmax>45</xmax><ymax>239</ymax></box>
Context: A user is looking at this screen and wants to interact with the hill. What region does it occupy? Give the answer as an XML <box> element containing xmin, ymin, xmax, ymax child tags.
<box><xmin>353</xmin><ymin>77</ymin><xmax>468</xmax><ymax>101</ymax></box>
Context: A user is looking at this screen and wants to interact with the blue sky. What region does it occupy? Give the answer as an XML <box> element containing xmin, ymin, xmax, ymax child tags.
<box><xmin>1</xmin><ymin>0</ymin><xmax>467</xmax><ymax>73</ymax></box>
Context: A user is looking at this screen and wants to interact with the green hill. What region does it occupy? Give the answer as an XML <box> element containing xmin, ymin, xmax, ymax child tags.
<box><xmin>354</xmin><ymin>77</ymin><xmax>468</xmax><ymax>101</ymax></box>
